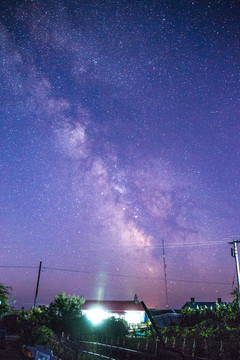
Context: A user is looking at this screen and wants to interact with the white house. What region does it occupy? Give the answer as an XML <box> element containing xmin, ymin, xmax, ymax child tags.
<box><xmin>82</xmin><ymin>295</ymin><xmax>145</xmax><ymax>325</ymax></box>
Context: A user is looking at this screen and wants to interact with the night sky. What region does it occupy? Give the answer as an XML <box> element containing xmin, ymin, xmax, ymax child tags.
<box><xmin>1</xmin><ymin>0</ymin><xmax>240</xmax><ymax>310</ymax></box>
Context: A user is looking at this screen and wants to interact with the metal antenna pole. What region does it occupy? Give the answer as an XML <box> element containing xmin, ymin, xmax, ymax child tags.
<box><xmin>229</xmin><ymin>240</ymin><xmax>240</xmax><ymax>304</ymax></box>
<box><xmin>33</xmin><ymin>261</ymin><xmax>42</xmax><ymax>309</ymax></box>
<box><xmin>162</xmin><ymin>239</ymin><xmax>169</xmax><ymax>308</ymax></box>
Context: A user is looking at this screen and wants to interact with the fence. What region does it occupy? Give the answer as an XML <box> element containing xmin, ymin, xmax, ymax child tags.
<box><xmin>162</xmin><ymin>335</ymin><xmax>240</xmax><ymax>360</ymax></box>
<box><xmin>49</xmin><ymin>335</ymin><xmax>196</xmax><ymax>360</ymax></box>
<box><xmin>48</xmin><ymin>333</ymin><xmax>240</xmax><ymax>360</ymax></box>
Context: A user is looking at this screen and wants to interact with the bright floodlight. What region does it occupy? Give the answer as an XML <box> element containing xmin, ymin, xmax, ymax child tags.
<box><xmin>86</xmin><ymin>309</ymin><xmax>109</xmax><ymax>325</ymax></box>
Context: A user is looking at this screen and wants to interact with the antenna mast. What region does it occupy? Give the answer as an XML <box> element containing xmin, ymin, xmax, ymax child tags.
<box><xmin>162</xmin><ymin>239</ymin><xmax>169</xmax><ymax>308</ymax></box>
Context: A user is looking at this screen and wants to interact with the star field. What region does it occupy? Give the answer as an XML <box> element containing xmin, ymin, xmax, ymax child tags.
<box><xmin>0</xmin><ymin>0</ymin><xmax>240</xmax><ymax>309</ymax></box>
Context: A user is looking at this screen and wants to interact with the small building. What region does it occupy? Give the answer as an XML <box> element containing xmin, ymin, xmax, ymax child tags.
<box><xmin>82</xmin><ymin>295</ymin><xmax>145</xmax><ymax>325</ymax></box>
<box><xmin>149</xmin><ymin>308</ymin><xmax>182</xmax><ymax>328</ymax></box>
<box><xmin>153</xmin><ymin>312</ymin><xmax>182</xmax><ymax>328</ymax></box>
<box><xmin>182</xmin><ymin>297</ymin><xmax>230</xmax><ymax>310</ymax></box>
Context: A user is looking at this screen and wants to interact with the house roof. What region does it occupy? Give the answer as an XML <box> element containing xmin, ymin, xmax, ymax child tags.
<box><xmin>149</xmin><ymin>309</ymin><xmax>180</xmax><ymax>316</ymax></box>
<box><xmin>82</xmin><ymin>300</ymin><xmax>144</xmax><ymax>312</ymax></box>
<box><xmin>182</xmin><ymin>301</ymin><xmax>231</xmax><ymax>310</ymax></box>
<box><xmin>153</xmin><ymin>313</ymin><xmax>182</xmax><ymax>328</ymax></box>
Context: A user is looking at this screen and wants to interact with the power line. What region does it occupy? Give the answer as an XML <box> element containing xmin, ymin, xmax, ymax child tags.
<box><xmin>0</xmin><ymin>264</ymin><xmax>231</xmax><ymax>285</ymax></box>
<box><xmin>0</xmin><ymin>265</ymin><xmax>38</xmax><ymax>269</ymax></box>
<box><xmin>160</xmin><ymin>242</ymin><xmax>228</xmax><ymax>248</ymax></box>
<box><xmin>83</xmin><ymin>241</ymin><xmax>228</xmax><ymax>249</ymax></box>
<box><xmin>168</xmin><ymin>278</ymin><xmax>230</xmax><ymax>285</ymax></box>
<box><xmin>43</xmin><ymin>266</ymin><xmax>231</xmax><ymax>285</ymax></box>
<box><xmin>0</xmin><ymin>241</ymin><xmax>228</xmax><ymax>251</ymax></box>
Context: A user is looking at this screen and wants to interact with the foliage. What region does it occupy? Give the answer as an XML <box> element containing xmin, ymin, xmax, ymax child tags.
<box><xmin>21</xmin><ymin>325</ymin><xmax>56</xmax><ymax>347</ymax></box>
<box><xmin>47</xmin><ymin>292</ymin><xmax>85</xmax><ymax>335</ymax></box>
<box><xmin>20</xmin><ymin>292</ymin><xmax>86</xmax><ymax>338</ymax></box>
<box><xmin>21</xmin><ymin>305</ymin><xmax>51</xmax><ymax>329</ymax></box>
<box><xmin>160</xmin><ymin>302</ymin><xmax>240</xmax><ymax>343</ymax></box>
<box><xmin>71</xmin><ymin>314</ymin><xmax>92</xmax><ymax>337</ymax></box>
<box><xmin>0</xmin><ymin>283</ymin><xmax>13</xmax><ymax>317</ymax></box>
<box><xmin>230</xmin><ymin>286</ymin><xmax>239</xmax><ymax>301</ymax></box>
<box><xmin>92</xmin><ymin>317</ymin><xmax>128</xmax><ymax>339</ymax></box>
<box><xmin>34</xmin><ymin>326</ymin><xmax>55</xmax><ymax>346</ymax></box>
<box><xmin>19</xmin><ymin>293</ymin><xmax>129</xmax><ymax>342</ymax></box>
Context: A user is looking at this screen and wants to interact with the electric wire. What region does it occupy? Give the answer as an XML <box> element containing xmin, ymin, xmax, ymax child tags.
<box><xmin>44</xmin><ymin>266</ymin><xmax>231</xmax><ymax>285</ymax></box>
<box><xmin>1</xmin><ymin>240</ymin><xmax>229</xmax><ymax>249</ymax></box>
<box><xmin>0</xmin><ymin>265</ymin><xmax>38</xmax><ymax>269</ymax></box>
<box><xmin>0</xmin><ymin>265</ymin><xmax>230</xmax><ymax>285</ymax></box>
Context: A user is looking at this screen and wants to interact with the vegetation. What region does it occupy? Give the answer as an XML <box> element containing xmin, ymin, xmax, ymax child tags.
<box><xmin>26</xmin><ymin>326</ymin><xmax>56</xmax><ymax>347</ymax></box>
<box><xmin>0</xmin><ymin>283</ymin><xmax>13</xmax><ymax>317</ymax></box>
<box><xmin>163</xmin><ymin>299</ymin><xmax>240</xmax><ymax>339</ymax></box>
<box><xmin>20</xmin><ymin>292</ymin><xmax>85</xmax><ymax>342</ymax></box>
<box><xmin>19</xmin><ymin>292</ymin><xmax>128</xmax><ymax>345</ymax></box>
<box><xmin>158</xmin><ymin>300</ymin><xmax>240</xmax><ymax>358</ymax></box>
<box><xmin>47</xmin><ymin>292</ymin><xmax>85</xmax><ymax>335</ymax></box>
<box><xmin>3</xmin><ymin>284</ymin><xmax>240</xmax><ymax>358</ymax></box>
<box><xmin>92</xmin><ymin>317</ymin><xmax>128</xmax><ymax>339</ymax></box>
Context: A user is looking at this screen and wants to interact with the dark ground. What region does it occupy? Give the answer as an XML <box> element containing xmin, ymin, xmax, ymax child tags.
<box><xmin>0</xmin><ymin>335</ymin><xmax>24</xmax><ymax>360</ymax></box>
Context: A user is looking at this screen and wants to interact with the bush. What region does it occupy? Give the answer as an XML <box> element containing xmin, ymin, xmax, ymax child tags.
<box><xmin>0</xmin><ymin>283</ymin><xmax>13</xmax><ymax>317</ymax></box>
<box><xmin>19</xmin><ymin>292</ymin><xmax>86</xmax><ymax>338</ymax></box>
<box><xmin>21</xmin><ymin>324</ymin><xmax>55</xmax><ymax>347</ymax></box>
<box><xmin>93</xmin><ymin>317</ymin><xmax>128</xmax><ymax>339</ymax></box>
<box><xmin>48</xmin><ymin>292</ymin><xmax>85</xmax><ymax>335</ymax></box>
<box><xmin>33</xmin><ymin>326</ymin><xmax>55</xmax><ymax>346</ymax></box>
<box><xmin>161</xmin><ymin>302</ymin><xmax>240</xmax><ymax>343</ymax></box>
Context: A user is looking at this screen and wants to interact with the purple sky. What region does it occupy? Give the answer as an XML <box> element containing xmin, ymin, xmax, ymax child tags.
<box><xmin>0</xmin><ymin>0</ymin><xmax>240</xmax><ymax>310</ymax></box>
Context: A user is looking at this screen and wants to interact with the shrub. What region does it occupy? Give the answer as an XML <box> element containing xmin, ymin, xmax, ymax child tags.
<box><xmin>93</xmin><ymin>317</ymin><xmax>128</xmax><ymax>339</ymax></box>
<box><xmin>19</xmin><ymin>292</ymin><xmax>86</xmax><ymax>338</ymax></box>
<box><xmin>33</xmin><ymin>326</ymin><xmax>55</xmax><ymax>346</ymax></box>
<box><xmin>21</xmin><ymin>324</ymin><xmax>55</xmax><ymax>347</ymax></box>
<box><xmin>0</xmin><ymin>283</ymin><xmax>13</xmax><ymax>317</ymax></box>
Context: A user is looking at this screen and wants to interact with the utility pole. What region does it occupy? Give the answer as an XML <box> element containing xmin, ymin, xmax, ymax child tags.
<box><xmin>229</xmin><ymin>240</ymin><xmax>240</xmax><ymax>304</ymax></box>
<box><xmin>33</xmin><ymin>261</ymin><xmax>42</xmax><ymax>309</ymax></box>
<box><xmin>162</xmin><ymin>239</ymin><xmax>169</xmax><ymax>308</ymax></box>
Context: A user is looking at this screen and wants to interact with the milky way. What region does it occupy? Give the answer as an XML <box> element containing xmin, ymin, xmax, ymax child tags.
<box><xmin>0</xmin><ymin>0</ymin><xmax>240</xmax><ymax>309</ymax></box>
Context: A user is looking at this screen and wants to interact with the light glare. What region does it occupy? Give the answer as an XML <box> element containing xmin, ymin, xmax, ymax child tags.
<box><xmin>125</xmin><ymin>311</ymin><xmax>142</xmax><ymax>324</ymax></box>
<box><xmin>86</xmin><ymin>309</ymin><xmax>110</xmax><ymax>324</ymax></box>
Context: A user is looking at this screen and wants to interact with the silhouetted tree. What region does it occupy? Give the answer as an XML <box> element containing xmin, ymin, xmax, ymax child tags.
<box><xmin>0</xmin><ymin>283</ymin><xmax>13</xmax><ymax>317</ymax></box>
<box><xmin>48</xmin><ymin>292</ymin><xmax>85</xmax><ymax>335</ymax></box>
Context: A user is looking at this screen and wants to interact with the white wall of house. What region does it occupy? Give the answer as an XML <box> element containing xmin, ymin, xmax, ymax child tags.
<box><xmin>82</xmin><ymin>309</ymin><xmax>145</xmax><ymax>325</ymax></box>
